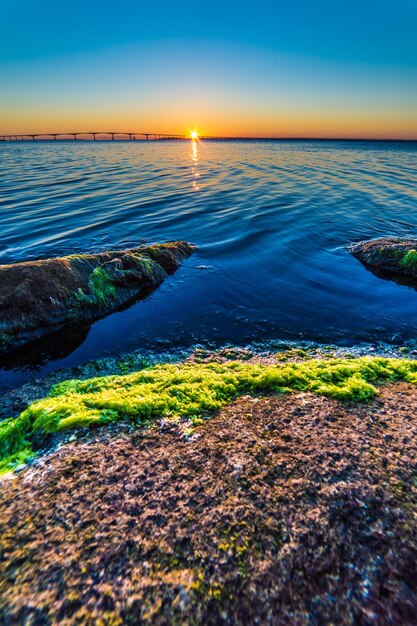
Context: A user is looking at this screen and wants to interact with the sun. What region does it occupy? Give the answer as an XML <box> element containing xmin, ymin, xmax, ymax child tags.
<box><xmin>190</xmin><ymin>130</ymin><xmax>199</xmax><ymax>140</ymax></box>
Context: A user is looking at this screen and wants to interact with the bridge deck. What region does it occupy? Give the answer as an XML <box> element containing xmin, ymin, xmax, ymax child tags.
<box><xmin>0</xmin><ymin>132</ymin><xmax>234</xmax><ymax>141</ymax></box>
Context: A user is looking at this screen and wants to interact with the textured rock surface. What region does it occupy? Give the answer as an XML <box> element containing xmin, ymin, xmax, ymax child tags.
<box><xmin>2</xmin><ymin>383</ymin><xmax>417</xmax><ymax>624</ymax></box>
<box><xmin>0</xmin><ymin>242</ymin><xmax>194</xmax><ymax>353</ymax></box>
<box><xmin>350</xmin><ymin>238</ymin><xmax>417</xmax><ymax>284</ymax></box>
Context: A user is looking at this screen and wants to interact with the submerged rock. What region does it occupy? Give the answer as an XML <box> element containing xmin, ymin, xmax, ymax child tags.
<box><xmin>0</xmin><ymin>242</ymin><xmax>194</xmax><ymax>354</ymax></box>
<box><xmin>350</xmin><ymin>238</ymin><xmax>417</xmax><ymax>286</ymax></box>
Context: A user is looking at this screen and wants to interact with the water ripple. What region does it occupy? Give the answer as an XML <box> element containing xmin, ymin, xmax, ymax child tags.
<box><xmin>1</xmin><ymin>139</ymin><xmax>417</xmax><ymax>383</ymax></box>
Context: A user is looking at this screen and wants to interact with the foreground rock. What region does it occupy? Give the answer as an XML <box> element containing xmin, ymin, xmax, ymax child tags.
<box><xmin>350</xmin><ymin>237</ymin><xmax>417</xmax><ymax>285</ymax></box>
<box><xmin>1</xmin><ymin>383</ymin><xmax>417</xmax><ymax>624</ymax></box>
<box><xmin>0</xmin><ymin>242</ymin><xmax>194</xmax><ymax>354</ymax></box>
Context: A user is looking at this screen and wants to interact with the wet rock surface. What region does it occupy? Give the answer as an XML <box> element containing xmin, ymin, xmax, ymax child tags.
<box><xmin>350</xmin><ymin>238</ymin><xmax>417</xmax><ymax>287</ymax></box>
<box><xmin>0</xmin><ymin>242</ymin><xmax>194</xmax><ymax>354</ymax></box>
<box><xmin>2</xmin><ymin>383</ymin><xmax>417</xmax><ymax>624</ymax></box>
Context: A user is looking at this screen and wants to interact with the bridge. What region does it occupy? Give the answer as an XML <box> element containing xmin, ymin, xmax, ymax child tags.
<box><xmin>2</xmin><ymin>134</ymin><xmax>415</xmax><ymax>143</ymax></box>
<box><xmin>0</xmin><ymin>132</ymin><xmax>233</xmax><ymax>141</ymax></box>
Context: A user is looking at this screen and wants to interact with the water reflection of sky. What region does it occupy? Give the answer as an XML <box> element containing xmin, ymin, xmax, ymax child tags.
<box><xmin>1</xmin><ymin>140</ymin><xmax>417</xmax><ymax>387</ymax></box>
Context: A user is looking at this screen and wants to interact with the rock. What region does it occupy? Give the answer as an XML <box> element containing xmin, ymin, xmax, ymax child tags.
<box><xmin>349</xmin><ymin>238</ymin><xmax>417</xmax><ymax>286</ymax></box>
<box><xmin>0</xmin><ymin>242</ymin><xmax>195</xmax><ymax>354</ymax></box>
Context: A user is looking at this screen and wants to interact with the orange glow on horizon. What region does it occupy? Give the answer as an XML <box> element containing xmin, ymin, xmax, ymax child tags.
<box><xmin>2</xmin><ymin>108</ymin><xmax>417</xmax><ymax>141</ymax></box>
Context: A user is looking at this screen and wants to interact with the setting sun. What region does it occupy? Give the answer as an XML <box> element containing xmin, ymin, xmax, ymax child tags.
<box><xmin>190</xmin><ymin>130</ymin><xmax>199</xmax><ymax>140</ymax></box>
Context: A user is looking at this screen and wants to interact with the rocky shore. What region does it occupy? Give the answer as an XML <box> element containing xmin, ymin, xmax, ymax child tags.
<box><xmin>3</xmin><ymin>351</ymin><xmax>417</xmax><ymax>473</ymax></box>
<box><xmin>2</xmin><ymin>375</ymin><xmax>417</xmax><ymax>625</ymax></box>
<box><xmin>350</xmin><ymin>237</ymin><xmax>417</xmax><ymax>286</ymax></box>
<box><xmin>3</xmin><ymin>235</ymin><xmax>417</xmax><ymax>624</ymax></box>
<box><xmin>0</xmin><ymin>242</ymin><xmax>194</xmax><ymax>354</ymax></box>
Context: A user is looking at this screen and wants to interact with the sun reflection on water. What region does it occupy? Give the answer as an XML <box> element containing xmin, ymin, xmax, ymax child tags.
<box><xmin>191</xmin><ymin>138</ymin><xmax>200</xmax><ymax>191</ymax></box>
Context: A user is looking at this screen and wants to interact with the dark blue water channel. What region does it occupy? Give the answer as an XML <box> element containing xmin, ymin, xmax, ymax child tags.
<box><xmin>1</xmin><ymin>139</ymin><xmax>417</xmax><ymax>387</ymax></box>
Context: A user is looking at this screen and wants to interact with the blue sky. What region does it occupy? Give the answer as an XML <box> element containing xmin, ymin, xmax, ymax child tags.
<box><xmin>1</xmin><ymin>0</ymin><xmax>417</xmax><ymax>137</ymax></box>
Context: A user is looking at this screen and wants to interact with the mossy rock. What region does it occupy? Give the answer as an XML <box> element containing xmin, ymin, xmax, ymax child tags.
<box><xmin>0</xmin><ymin>242</ymin><xmax>195</xmax><ymax>354</ymax></box>
<box><xmin>350</xmin><ymin>238</ymin><xmax>417</xmax><ymax>286</ymax></box>
<box><xmin>3</xmin><ymin>355</ymin><xmax>417</xmax><ymax>473</ymax></box>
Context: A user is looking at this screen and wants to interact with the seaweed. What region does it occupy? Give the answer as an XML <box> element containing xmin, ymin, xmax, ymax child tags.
<box><xmin>400</xmin><ymin>249</ymin><xmax>417</xmax><ymax>273</ymax></box>
<box><xmin>2</xmin><ymin>356</ymin><xmax>417</xmax><ymax>473</ymax></box>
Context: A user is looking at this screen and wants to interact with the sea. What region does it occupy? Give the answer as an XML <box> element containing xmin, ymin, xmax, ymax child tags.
<box><xmin>1</xmin><ymin>139</ymin><xmax>417</xmax><ymax>387</ymax></box>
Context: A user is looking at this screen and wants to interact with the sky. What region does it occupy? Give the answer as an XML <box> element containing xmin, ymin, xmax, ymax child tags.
<box><xmin>1</xmin><ymin>0</ymin><xmax>417</xmax><ymax>138</ymax></box>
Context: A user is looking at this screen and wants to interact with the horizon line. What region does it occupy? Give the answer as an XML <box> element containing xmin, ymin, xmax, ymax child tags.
<box><xmin>1</xmin><ymin>132</ymin><xmax>417</xmax><ymax>143</ymax></box>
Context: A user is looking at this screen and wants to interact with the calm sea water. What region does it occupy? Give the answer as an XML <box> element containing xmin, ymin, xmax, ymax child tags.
<box><xmin>1</xmin><ymin>139</ymin><xmax>417</xmax><ymax>386</ymax></box>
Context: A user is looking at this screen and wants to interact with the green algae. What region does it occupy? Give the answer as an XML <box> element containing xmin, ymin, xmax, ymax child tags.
<box><xmin>72</xmin><ymin>257</ymin><xmax>158</xmax><ymax>312</ymax></box>
<box><xmin>88</xmin><ymin>267</ymin><xmax>117</xmax><ymax>306</ymax></box>
<box><xmin>2</xmin><ymin>356</ymin><xmax>417</xmax><ymax>473</ymax></box>
<box><xmin>276</xmin><ymin>348</ymin><xmax>309</xmax><ymax>361</ymax></box>
<box><xmin>72</xmin><ymin>267</ymin><xmax>117</xmax><ymax>310</ymax></box>
<box><xmin>400</xmin><ymin>249</ymin><xmax>417</xmax><ymax>272</ymax></box>
<box><xmin>0</xmin><ymin>448</ymin><xmax>33</xmax><ymax>474</ymax></box>
<box><xmin>84</xmin><ymin>267</ymin><xmax>117</xmax><ymax>307</ymax></box>
<box><xmin>0</xmin><ymin>332</ymin><xmax>11</xmax><ymax>349</ymax></box>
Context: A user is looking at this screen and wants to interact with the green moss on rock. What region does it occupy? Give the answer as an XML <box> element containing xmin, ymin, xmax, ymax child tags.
<box><xmin>351</xmin><ymin>239</ymin><xmax>417</xmax><ymax>281</ymax></box>
<box><xmin>400</xmin><ymin>249</ymin><xmax>417</xmax><ymax>272</ymax></box>
<box><xmin>0</xmin><ymin>242</ymin><xmax>194</xmax><ymax>354</ymax></box>
<box><xmin>88</xmin><ymin>267</ymin><xmax>117</xmax><ymax>306</ymax></box>
<box><xmin>0</xmin><ymin>332</ymin><xmax>11</xmax><ymax>348</ymax></box>
<box><xmin>73</xmin><ymin>267</ymin><xmax>117</xmax><ymax>310</ymax></box>
<box><xmin>2</xmin><ymin>356</ymin><xmax>417</xmax><ymax>474</ymax></box>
